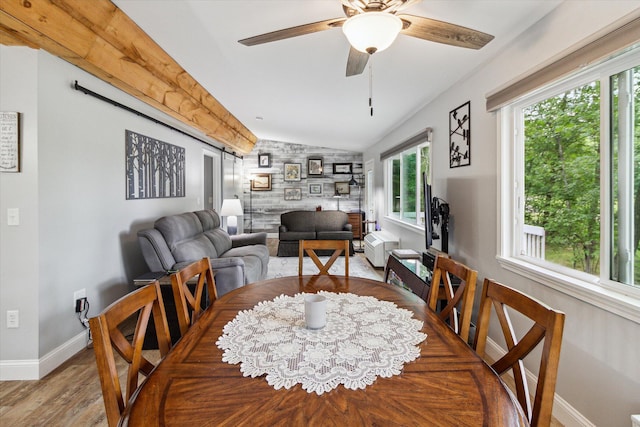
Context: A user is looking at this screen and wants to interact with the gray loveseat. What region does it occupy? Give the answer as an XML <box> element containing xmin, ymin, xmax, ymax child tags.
<box><xmin>138</xmin><ymin>209</ymin><xmax>269</xmax><ymax>296</ymax></box>
<box><xmin>277</xmin><ymin>210</ymin><xmax>354</xmax><ymax>257</ymax></box>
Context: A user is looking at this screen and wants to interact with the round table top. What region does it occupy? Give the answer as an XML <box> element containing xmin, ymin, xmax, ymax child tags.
<box><xmin>122</xmin><ymin>275</ymin><xmax>528</xmax><ymax>427</ymax></box>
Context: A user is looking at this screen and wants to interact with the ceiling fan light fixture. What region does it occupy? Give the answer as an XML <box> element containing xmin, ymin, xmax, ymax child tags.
<box><xmin>342</xmin><ymin>12</ymin><xmax>402</xmax><ymax>54</ymax></box>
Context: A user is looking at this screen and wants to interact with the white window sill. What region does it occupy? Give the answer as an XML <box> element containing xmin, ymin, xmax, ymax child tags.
<box><xmin>384</xmin><ymin>215</ymin><xmax>425</xmax><ymax>233</ymax></box>
<box><xmin>497</xmin><ymin>255</ymin><xmax>640</xmax><ymax>325</ymax></box>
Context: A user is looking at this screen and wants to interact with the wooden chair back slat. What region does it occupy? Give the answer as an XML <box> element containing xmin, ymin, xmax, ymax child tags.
<box><xmin>427</xmin><ymin>256</ymin><xmax>477</xmax><ymax>343</ymax></box>
<box><xmin>170</xmin><ymin>257</ymin><xmax>218</xmax><ymax>338</ymax></box>
<box><xmin>474</xmin><ymin>278</ymin><xmax>565</xmax><ymax>427</ymax></box>
<box><xmin>298</xmin><ymin>240</ymin><xmax>350</xmax><ymax>276</ymax></box>
<box><xmin>89</xmin><ymin>281</ymin><xmax>171</xmax><ymax>427</ymax></box>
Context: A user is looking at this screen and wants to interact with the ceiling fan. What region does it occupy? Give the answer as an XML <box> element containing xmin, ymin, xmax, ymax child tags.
<box><xmin>238</xmin><ymin>0</ymin><xmax>494</xmax><ymax>77</ymax></box>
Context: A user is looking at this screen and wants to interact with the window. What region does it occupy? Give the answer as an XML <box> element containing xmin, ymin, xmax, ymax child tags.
<box><xmin>387</xmin><ymin>142</ymin><xmax>431</xmax><ymax>225</ymax></box>
<box><xmin>501</xmin><ymin>48</ymin><xmax>639</xmax><ymax>303</ymax></box>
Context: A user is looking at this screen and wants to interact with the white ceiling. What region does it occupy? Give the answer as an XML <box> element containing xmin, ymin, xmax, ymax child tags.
<box><xmin>113</xmin><ymin>0</ymin><xmax>562</xmax><ymax>152</ymax></box>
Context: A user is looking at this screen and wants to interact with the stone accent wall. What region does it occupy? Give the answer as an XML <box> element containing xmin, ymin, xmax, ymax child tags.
<box><xmin>243</xmin><ymin>140</ymin><xmax>364</xmax><ymax>234</ymax></box>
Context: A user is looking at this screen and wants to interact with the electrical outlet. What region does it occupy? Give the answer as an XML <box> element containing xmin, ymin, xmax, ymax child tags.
<box><xmin>7</xmin><ymin>310</ymin><xmax>19</xmax><ymax>328</ymax></box>
<box><xmin>73</xmin><ymin>289</ymin><xmax>86</xmax><ymax>310</ymax></box>
<box><xmin>75</xmin><ymin>298</ymin><xmax>86</xmax><ymax>313</ymax></box>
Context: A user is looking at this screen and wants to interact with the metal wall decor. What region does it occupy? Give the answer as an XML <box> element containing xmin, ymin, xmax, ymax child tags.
<box><xmin>449</xmin><ymin>101</ymin><xmax>471</xmax><ymax>168</ymax></box>
<box><xmin>125</xmin><ymin>130</ymin><xmax>185</xmax><ymax>199</ymax></box>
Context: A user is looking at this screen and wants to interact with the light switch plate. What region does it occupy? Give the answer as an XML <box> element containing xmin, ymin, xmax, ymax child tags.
<box><xmin>7</xmin><ymin>208</ymin><xmax>19</xmax><ymax>226</ymax></box>
<box><xmin>7</xmin><ymin>310</ymin><xmax>19</xmax><ymax>328</ymax></box>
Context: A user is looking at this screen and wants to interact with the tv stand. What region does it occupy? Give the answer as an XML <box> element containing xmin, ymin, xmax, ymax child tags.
<box><xmin>384</xmin><ymin>253</ymin><xmax>432</xmax><ymax>300</ymax></box>
<box><xmin>422</xmin><ymin>246</ymin><xmax>448</xmax><ymax>270</ymax></box>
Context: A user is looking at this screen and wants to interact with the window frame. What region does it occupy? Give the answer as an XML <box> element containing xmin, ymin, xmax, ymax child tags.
<box><xmin>385</xmin><ymin>141</ymin><xmax>431</xmax><ymax>229</ymax></box>
<box><xmin>498</xmin><ymin>48</ymin><xmax>640</xmax><ymax>323</ymax></box>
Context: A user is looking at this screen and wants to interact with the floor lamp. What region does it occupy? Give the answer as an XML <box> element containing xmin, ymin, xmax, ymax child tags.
<box><xmin>249</xmin><ymin>178</ymin><xmax>253</xmax><ymax>234</ymax></box>
<box><xmin>349</xmin><ymin>175</ymin><xmax>364</xmax><ymax>252</ymax></box>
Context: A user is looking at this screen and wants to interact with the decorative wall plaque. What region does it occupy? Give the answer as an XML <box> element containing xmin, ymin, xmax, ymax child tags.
<box><xmin>0</xmin><ymin>112</ymin><xmax>20</xmax><ymax>172</ymax></box>
<box><xmin>449</xmin><ymin>101</ymin><xmax>471</xmax><ymax>168</ymax></box>
<box><xmin>125</xmin><ymin>130</ymin><xmax>185</xmax><ymax>199</ymax></box>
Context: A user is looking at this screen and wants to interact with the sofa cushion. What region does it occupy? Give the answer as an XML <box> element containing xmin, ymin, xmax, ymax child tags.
<box><xmin>204</xmin><ymin>229</ymin><xmax>233</xmax><ymax>255</ymax></box>
<box><xmin>315</xmin><ymin>211</ymin><xmax>348</xmax><ymax>232</ymax></box>
<box><xmin>156</xmin><ymin>213</ymin><xmax>204</xmax><ymax>249</ymax></box>
<box><xmin>224</xmin><ymin>244</ymin><xmax>270</xmax><ymax>272</ymax></box>
<box><xmin>316</xmin><ymin>231</ymin><xmax>353</xmax><ymax>240</ymax></box>
<box><xmin>172</xmin><ymin>235</ymin><xmax>219</xmax><ymax>264</ymax></box>
<box><xmin>279</xmin><ymin>231</ymin><xmax>317</xmax><ymax>241</ymax></box>
<box><xmin>194</xmin><ymin>209</ymin><xmax>221</xmax><ymax>230</ymax></box>
<box><xmin>222</xmin><ymin>246</ymin><xmax>268</xmax><ymax>283</ymax></box>
<box><xmin>281</xmin><ymin>211</ymin><xmax>317</xmax><ymax>232</ymax></box>
<box><xmin>194</xmin><ymin>209</ymin><xmax>233</xmax><ymax>254</ymax></box>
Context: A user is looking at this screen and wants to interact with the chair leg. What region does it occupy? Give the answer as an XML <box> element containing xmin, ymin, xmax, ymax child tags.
<box><xmin>298</xmin><ymin>241</ymin><xmax>304</xmax><ymax>276</ymax></box>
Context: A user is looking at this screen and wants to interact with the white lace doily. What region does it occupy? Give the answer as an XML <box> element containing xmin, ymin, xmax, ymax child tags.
<box><xmin>216</xmin><ymin>291</ymin><xmax>427</xmax><ymax>395</ymax></box>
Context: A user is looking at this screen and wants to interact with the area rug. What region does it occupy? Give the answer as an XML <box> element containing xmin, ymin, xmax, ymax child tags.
<box><xmin>266</xmin><ymin>255</ymin><xmax>383</xmax><ymax>281</ymax></box>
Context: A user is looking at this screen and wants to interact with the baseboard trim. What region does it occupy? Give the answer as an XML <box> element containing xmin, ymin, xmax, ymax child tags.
<box><xmin>0</xmin><ymin>357</ymin><xmax>39</xmax><ymax>380</ymax></box>
<box><xmin>0</xmin><ymin>330</ymin><xmax>88</xmax><ymax>381</ymax></box>
<box><xmin>485</xmin><ymin>337</ymin><xmax>594</xmax><ymax>427</ymax></box>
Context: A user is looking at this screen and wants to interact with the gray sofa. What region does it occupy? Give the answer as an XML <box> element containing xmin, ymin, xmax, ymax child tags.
<box><xmin>138</xmin><ymin>209</ymin><xmax>269</xmax><ymax>296</ymax></box>
<box><xmin>277</xmin><ymin>210</ymin><xmax>354</xmax><ymax>257</ymax></box>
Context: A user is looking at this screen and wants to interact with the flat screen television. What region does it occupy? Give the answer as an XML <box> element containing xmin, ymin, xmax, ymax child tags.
<box><xmin>423</xmin><ymin>172</ymin><xmax>434</xmax><ymax>250</ymax></box>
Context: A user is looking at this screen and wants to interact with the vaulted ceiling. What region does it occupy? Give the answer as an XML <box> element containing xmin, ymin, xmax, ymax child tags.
<box><xmin>1</xmin><ymin>0</ymin><xmax>563</xmax><ymax>154</ymax></box>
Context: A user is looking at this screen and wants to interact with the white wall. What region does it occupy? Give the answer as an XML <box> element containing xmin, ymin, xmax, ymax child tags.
<box><xmin>0</xmin><ymin>47</ymin><xmax>40</xmax><ymax>362</ymax></box>
<box><xmin>365</xmin><ymin>3</ymin><xmax>640</xmax><ymax>426</ymax></box>
<box><xmin>0</xmin><ymin>47</ymin><xmax>223</xmax><ymax>377</ymax></box>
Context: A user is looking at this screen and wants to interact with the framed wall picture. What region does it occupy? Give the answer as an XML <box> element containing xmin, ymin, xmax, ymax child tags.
<box><xmin>251</xmin><ymin>174</ymin><xmax>272</xmax><ymax>191</ymax></box>
<box><xmin>307</xmin><ymin>157</ymin><xmax>323</xmax><ymax>177</ymax></box>
<box><xmin>284</xmin><ymin>162</ymin><xmax>301</xmax><ymax>181</ymax></box>
<box><xmin>258</xmin><ymin>153</ymin><xmax>271</xmax><ymax>168</ymax></box>
<box><xmin>332</xmin><ymin>163</ymin><xmax>352</xmax><ymax>174</ymax></box>
<box><xmin>449</xmin><ymin>101</ymin><xmax>471</xmax><ymax>168</ymax></box>
<box><xmin>308</xmin><ymin>183</ymin><xmax>323</xmax><ymax>196</ymax></box>
<box><xmin>335</xmin><ymin>181</ymin><xmax>350</xmax><ymax>196</ymax></box>
<box><xmin>284</xmin><ymin>188</ymin><xmax>302</xmax><ymax>201</ymax></box>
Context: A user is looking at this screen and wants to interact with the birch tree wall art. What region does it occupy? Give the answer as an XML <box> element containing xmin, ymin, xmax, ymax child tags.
<box><xmin>125</xmin><ymin>130</ymin><xmax>185</xmax><ymax>199</ymax></box>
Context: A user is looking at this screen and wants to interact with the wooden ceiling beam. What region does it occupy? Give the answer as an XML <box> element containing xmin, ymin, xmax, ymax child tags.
<box><xmin>0</xmin><ymin>0</ymin><xmax>257</xmax><ymax>154</ymax></box>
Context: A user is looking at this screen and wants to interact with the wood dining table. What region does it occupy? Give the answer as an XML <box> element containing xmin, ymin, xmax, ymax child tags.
<box><xmin>121</xmin><ymin>275</ymin><xmax>528</xmax><ymax>426</ymax></box>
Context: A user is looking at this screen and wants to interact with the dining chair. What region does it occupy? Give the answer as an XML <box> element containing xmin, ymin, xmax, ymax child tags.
<box><xmin>298</xmin><ymin>239</ymin><xmax>350</xmax><ymax>276</ymax></box>
<box><xmin>474</xmin><ymin>278</ymin><xmax>565</xmax><ymax>427</ymax></box>
<box><xmin>89</xmin><ymin>281</ymin><xmax>171</xmax><ymax>427</ymax></box>
<box><xmin>426</xmin><ymin>255</ymin><xmax>478</xmax><ymax>343</ymax></box>
<box><xmin>170</xmin><ymin>257</ymin><xmax>218</xmax><ymax>338</ymax></box>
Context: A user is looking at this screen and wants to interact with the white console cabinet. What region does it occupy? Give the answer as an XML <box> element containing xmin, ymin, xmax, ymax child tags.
<box><xmin>364</xmin><ymin>231</ymin><xmax>399</xmax><ymax>267</ymax></box>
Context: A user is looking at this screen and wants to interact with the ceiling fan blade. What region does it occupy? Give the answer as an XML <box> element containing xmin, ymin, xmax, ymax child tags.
<box><xmin>238</xmin><ymin>18</ymin><xmax>346</xmax><ymax>46</ymax></box>
<box><xmin>398</xmin><ymin>14</ymin><xmax>494</xmax><ymax>49</ymax></box>
<box><xmin>346</xmin><ymin>46</ymin><xmax>369</xmax><ymax>77</ymax></box>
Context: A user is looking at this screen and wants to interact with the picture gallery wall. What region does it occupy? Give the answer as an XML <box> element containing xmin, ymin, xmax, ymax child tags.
<box><xmin>244</xmin><ymin>140</ymin><xmax>364</xmax><ymax>234</ymax></box>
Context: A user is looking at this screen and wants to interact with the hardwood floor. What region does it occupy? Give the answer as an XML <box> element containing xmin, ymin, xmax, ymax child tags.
<box><xmin>0</xmin><ymin>344</ymin><xmax>156</xmax><ymax>426</ymax></box>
